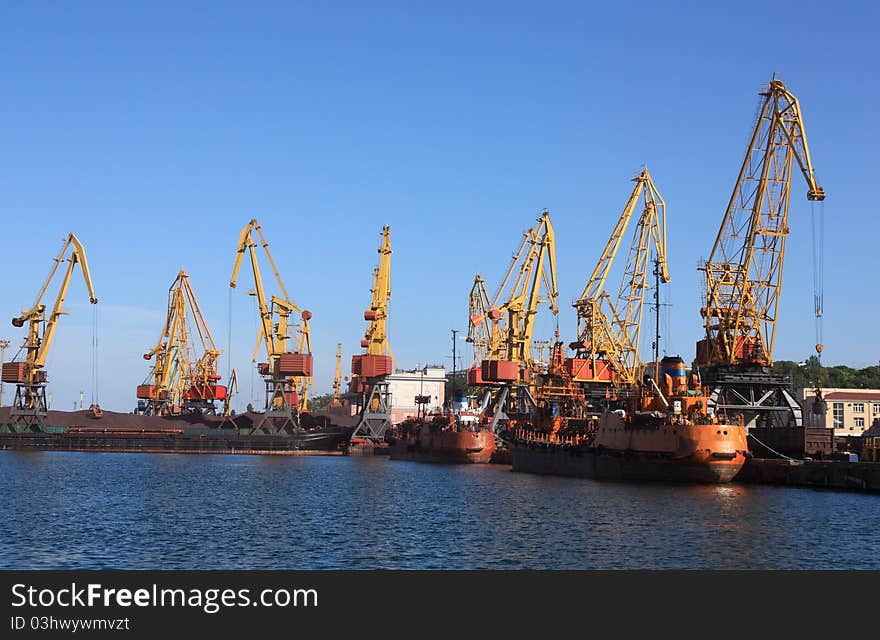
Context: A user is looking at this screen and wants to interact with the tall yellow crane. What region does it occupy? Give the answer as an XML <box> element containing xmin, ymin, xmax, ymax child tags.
<box><xmin>571</xmin><ymin>169</ymin><xmax>669</xmax><ymax>387</ymax></box>
<box><xmin>230</xmin><ymin>219</ymin><xmax>313</xmax><ymax>432</ymax></box>
<box><xmin>360</xmin><ymin>225</ymin><xmax>393</xmax><ymax>360</ymax></box>
<box><xmin>2</xmin><ymin>234</ymin><xmax>98</xmax><ymax>426</ymax></box>
<box><xmin>331</xmin><ymin>343</ymin><xmax>342</xmax><ymax>407</ymax></box>
<box><xmin>696</xmin><ymin>77</ymin><xmax>825</xmax><ymax>427</ymax></box>
<box><xmin>698</xmin><ymin>77</ymin><xmax>824</xmax><ymax>368</ymax></box>
<box><xmin>466</xmin><ymin>210</ymin><xmax>558</xmax><ymax>430</ymax></box>
<box><xmin>466</xmin><ymin>274</ymin><xmax>494</xmax><ymax>369</ymax></box>
<box><xmin>467</xmin><ymin>210</ymin><xmax>558</xmax><ymax>383</ymax></box>
<box><xmin>137</xmin><ymin>270</ymin><xmax>225</xmax><ymax>415</ymax></box>
<box><xmin>351</xmin><ymin>226</ymin><xmax>394</xmax><ymax>443</ymax></box>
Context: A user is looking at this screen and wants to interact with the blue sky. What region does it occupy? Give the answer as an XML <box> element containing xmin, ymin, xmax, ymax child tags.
<box><xmin>0</xmin><ymin>1</ymin><xmax>877</xmax><ymax>412</ymax></box>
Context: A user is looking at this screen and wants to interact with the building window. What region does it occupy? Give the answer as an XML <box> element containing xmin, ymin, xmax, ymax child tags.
<box><xmin>855</xmin><ymin>418</ymin><xmax>865</xmax><ymax>428</ymax></box>
<box><xmin>853</xmin><ymin>403</ymin><xmax>864</xmax><ymax>413</ymax></box>
<box><xmin>873</xmin><ymin>404</ymin><xmax>880</xmax><ymax>416</ymax></box>
<box><xmin>832</xmin><ymin>403</ymin><xmax>844</xmax><ymax>428</ymax></box>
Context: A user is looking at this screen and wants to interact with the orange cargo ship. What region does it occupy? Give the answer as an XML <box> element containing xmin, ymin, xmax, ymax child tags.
<box><xmin>388</xmin><ymin>410</ymin><xmax>496</xmax><ymax>464</ymax></box>
<box><xmin>507</xmin><ymin>349</ymin><xmax>748</xmax><ymax>483</ymax></box>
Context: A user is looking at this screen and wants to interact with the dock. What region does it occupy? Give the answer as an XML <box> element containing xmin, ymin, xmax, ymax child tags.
<box><xmin>735</xmin><ymin>458</ymin><xmax>880</xmax><ymax>492</ymax></box>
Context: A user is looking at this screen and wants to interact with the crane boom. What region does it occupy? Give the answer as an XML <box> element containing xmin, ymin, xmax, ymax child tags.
<box><xmin>3</xmin><ymin>234</ymin><xmax>98</xmax><ymax>424</ymax></box>
<box><xmin>515</xmin><ymin>211</ymin><xmax>558</xmax><ymax>365</ymax></box>
<box><xmin>466</xmin><ymin>229</ymin><xmax>535</xmax><ymax>369</ymax></box>
<box><xmin>332</xmin><ymin>343</ymin><xmax>342</xmax><ymax>405</ymax></box>
<box><xmin>572</xmin><ymin>169</ymin><xmax>669</xmax><ymax>385</ymax></box>
<box><xmin>466</xmin><ymin>275</ymin><xmax>493</xmax><ymax>366</ymax></box>
<box><xmin>362</xmin><ymin>226</ymin><xmax>393</xmax><ymax>360</ymax></box>
<box><xmin>21</xmin><ymin>234</ymin><xmax>98</xmax><ymax>368</ymax></box>
<box><xmin>473</xmin><ymin>210</ymin><xmax>558</xmax><ymax>373</ymax></box>
<box><xmin>698</xmin><ymin>78</ymin><xmax>824</xmax><ymax>367</ymax></box>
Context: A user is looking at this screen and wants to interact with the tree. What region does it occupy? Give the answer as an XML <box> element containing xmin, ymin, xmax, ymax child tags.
<box><xmin>308</xmin><ymin>393</ymin><xmax>336</xmax><ymax>412</ymax></box>
<box><xmin>773</xmin><ymin>358</ymin><xmax>880</xmax><ymax>391</ymax></box>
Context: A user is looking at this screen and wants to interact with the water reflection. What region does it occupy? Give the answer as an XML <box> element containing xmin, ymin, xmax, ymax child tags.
<box><xmin>0</xmin><ymin>451</ymin><xmax>878</xmax><ymax>569</ymax></box>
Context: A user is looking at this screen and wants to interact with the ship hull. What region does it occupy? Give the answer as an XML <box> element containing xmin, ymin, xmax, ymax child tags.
<box><xmin>509</xmin><ymin>442</ymin><xmax>743</xmax><ymax>483</ymax></box>
<box><xmin>508</xmin><ymin>417</ymin><xmax>748</xmax><ymax>484</ymax></box>
<box><xmin>389</xmin><ymin>429</ymin><xmax>495</xmax><ymax>464</ymax></box>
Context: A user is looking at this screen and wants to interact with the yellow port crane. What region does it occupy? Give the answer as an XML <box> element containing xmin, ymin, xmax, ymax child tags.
<box><xmin>331</xmin><ymin>343</ymin><xmax>342</xmax><ymax>407</ymax></box>
<box><xmin>466</xmin><ymin>210</ymin><xmax>558</xmax><ymax>430</ymax></box>
<box><xmin>2</xmin><ymin>234</ymin><xmax>98</xmax><ymax>426</ymax></box>
<box><xmin>351</xmin><ymin>226</ymin><xmax>394</xmax><ymax>443</ymax></box>
<box><xmin>696</xmin><ymin>77</ymin><xmax>825</xmax><ymax>427</ymax></box>
<box><xmin>571</xmin><ymin>168</ymin><xmax>670</xmax><ymax>387</ymax></box>
<box><xmin>137</xmin><ymin>270</ymin><xmax>225</xmax><ymax>416</ymax></box>
<box><xmin>360</xmin><ymin>225</ymin><xmax>393</xmax><ymax>360</ymax></box>
<box><xmin>466</xmin><ymin>274</ymin><xmax>494</xmax><ymax>367</ymax></box>
<box><xmin>698</xmin><ymin>77</ymin><xmax>824</xmax><ymax>369</ymax></box>
<box><xmin>467</xmin><ymin>210</ymin><xmax>559</xmax><ymax>379</ymax></box>
<box><xmin>230</xmin><ymin>219</ymin><xmax>313</xmax><ymax>432</ymax></box>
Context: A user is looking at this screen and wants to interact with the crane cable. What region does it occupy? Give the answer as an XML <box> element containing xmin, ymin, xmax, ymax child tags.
<box><xmin>91</xmin><ymin>304</ymin><xmax>99</xmax><ymax>406</ymax></box>
<box><xmin>227</xmin><ymin>286</ymin><xmax>236</xmax><ymax>415</ymax></box>
<box><xmin>810</xmin><ymin>200</ymin><xmax>825</xmax><ymax>360</ymax></box>
<box><xmin>227</xmin><ymin>286</ymin><xmax>233</xmax><ymax>383</ymax></box>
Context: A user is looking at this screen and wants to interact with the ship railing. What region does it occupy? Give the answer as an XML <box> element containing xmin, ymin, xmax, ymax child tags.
<box><xmin>513</xmin><ymin>427</ymin><xmax>590</xmax><ymax>446</ymax></box>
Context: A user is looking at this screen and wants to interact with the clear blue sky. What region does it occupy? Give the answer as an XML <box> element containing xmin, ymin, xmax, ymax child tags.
<box><xmin>0</xmin><ymin>1</ymin><xmax>877</xmax><ymax>412</ymax></box>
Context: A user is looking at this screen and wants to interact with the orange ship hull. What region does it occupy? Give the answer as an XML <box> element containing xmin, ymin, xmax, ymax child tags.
<box><xmin>389</xmin><ymin>428</ymin><xmax>496</xmax><ymax>464</ymax></box>
<box><xmin>509</xmin><ymin>414</ymin><xmax>748</xmax><ymax>484</ymax></box>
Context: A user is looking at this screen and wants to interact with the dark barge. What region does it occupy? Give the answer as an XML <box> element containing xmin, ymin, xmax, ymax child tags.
<box><xmin>0</xmin><ymin>408</ymin><xmax>353</xmax><ymax>455</ymax></box>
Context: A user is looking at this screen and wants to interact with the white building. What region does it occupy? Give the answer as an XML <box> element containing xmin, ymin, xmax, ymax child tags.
<box><xmin>386</xmin><ymin>366</ymin><xmax>446</xmax><ymax>424</ymax></box>
<box><xmin>802</xmin><ymin>388</ymin><xmax>880</xmax><ymax>437</ymax></box>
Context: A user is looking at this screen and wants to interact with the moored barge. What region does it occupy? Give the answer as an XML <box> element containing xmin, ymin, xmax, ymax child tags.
<box><xmin>0</xmin><ymin>408</ymin><xmax>353</xmax><ymax>455</ymax></box>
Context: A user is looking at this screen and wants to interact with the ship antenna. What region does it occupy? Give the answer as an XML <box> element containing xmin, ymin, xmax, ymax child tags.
<box><xmin>652</xmin><ymin>256</ymin><xmax>662</xmax><ymax>381</ymax></box>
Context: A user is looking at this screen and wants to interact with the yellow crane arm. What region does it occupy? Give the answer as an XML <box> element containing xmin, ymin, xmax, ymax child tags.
<box><xmin>362</xmin><ymin>226</ymin><xmax>393</xmax><ymax>360</ymax></box>
<box><xmin>520</xmin><ymin>212</ymin><xmax>558</xmax><ymax>355</ymax></box>
<box><xmin>612</xmin><ymin>170</ymin><xmax>670</xmax><ymax>377</ymax></box>
<box><xmin>467</xmin><ymin>211</ymin><xmax>558</xmax><ymax>370</ymax></box>
<box><xmin>144</xmin><ymin>274</ymin><xmax>181</xmax><ymax>361</ymax></box>
<box><xmin>28</xmin><ymin>234</ymin><xmax>98</xmax><ymax>368</ymax></box>
<box><xmin>332</xmin><ymin>343</ymin><xmax>342</xmax><ymax>402</ymax></box>
<box><xmin>576</xmin><ymin>177</ymin><xmax>645</xmax><ymax>306</ymax></box>
<box><xmin>701</xmin><ymin>78</ymin><xmax>824</xmax><ymax>367</ymax></box>
<box><xmin>231</xmin><ymin>220</ymin><xmax>286</xmax><ymax>364</ymax></box>
<box><xmin>492</xmin><ymin>210</ymin><xmax>558</xmax><ymax>366</ymax></box>
<box><xmin>490</xmin><ymin>231</ymin><xmax>532</xmax><ymax>309</ymax></box>
<box><xmin>466</xmin><ymin>275</ymin><xmax>493</xmax><ymax>366</ymax></box>
<box><xmin>156</xmin><ymin>302</ymin><xmax>182</xmax><ymax>391</ymax></box>
<box><xmin>573</xmin><ymin>169</ymin><xmax>669</xmax><ymax>384</ymax></box>
<box><xmin>181</xmin><ymin>273</ymin><xmax>219</xmax><ymax>357</ymax></box>
<box><xmin>467</xmin><ymin>227</ymin><xmax>536</xmax><ymax>366</ymax></box>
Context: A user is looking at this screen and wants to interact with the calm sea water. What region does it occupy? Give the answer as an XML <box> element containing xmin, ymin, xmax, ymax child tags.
<box><xmin>1</xmin><ymin>451</ymin><xmax>878</xmax><ymax>569</ymax></box>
